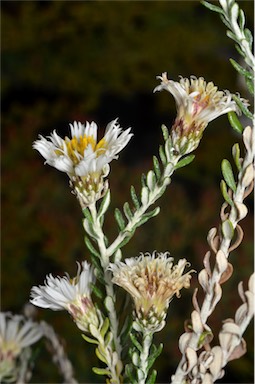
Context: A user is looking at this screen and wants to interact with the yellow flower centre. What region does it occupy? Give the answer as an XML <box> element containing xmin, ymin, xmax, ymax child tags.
<box><xmin>56</xmin><ymin>135</ymin><xmax>107</xmax><ymax>164</ymax></box>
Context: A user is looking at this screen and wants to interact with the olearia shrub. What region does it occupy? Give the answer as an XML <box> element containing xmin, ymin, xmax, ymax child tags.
<box><xmin>1</xmin><ymin>0</ymin><xmax>253</xmax><ymax>383</ymax></box>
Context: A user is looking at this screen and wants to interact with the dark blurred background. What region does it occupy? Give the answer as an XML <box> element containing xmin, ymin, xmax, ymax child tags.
<box><xmin>1</xmin><ymin>1</ymin><xmax>254</xmax><ymax>383</ymax></box>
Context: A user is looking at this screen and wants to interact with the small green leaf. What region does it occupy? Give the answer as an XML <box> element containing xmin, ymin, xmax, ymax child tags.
<box><xmin>135</xmin><ymin>207</ymin><xmax>160</xmax><ymax>228</ymax></box>
<box><xmin>141</xmin><ymin>186</ymin><xmax>149</xmax><ymax>206</ymax></box>
<box><xmin>221</xmin><ymin>159</ymin><xmax>237</xmax><ymax>192</ymax></box>
<box><xmin>117</xmin><ymin>229</ymin><xmax>135</xmax><ymax>249</ymax></box>
<box><xmin>83</xmin><ymin>207</ymin><xmax>93</xmax><ymax>222</ymax></box>
<box><xmin>92</xmin><ymin>367</ymin><xmax>111</xmax><ymax>376</ymax></box>
<box><xmin>232</xmin><ymin>143</ymin><xmax>242</xmax><ymax>171</ymax></box>
<box><xmin>130</xmin><ymin>185</ymin><xmax>140</xmax><ymax>209</ymax></box>
<box><xmin>123</xmin><ymin>202</ymin><xmax>133</xmax><ymax>221</ymax></box>
<box><xmin>82</xmin><ymin>334</ymin><xmax>99</xmax><ymax>345</ymax></box>
<box><xmin>222</xmin><ymin>219</ymin><xmax>234</xmax><ymax>240</ymax></box>
<box><xmin>153</xmin><ymin>156</ymin><xmax>161</xmax><ymax>180</ymax></box>
<box><xmin>147</xmin><ymin>343</ymin><xmax>163</xmax><ymax>371</ymax></box>
<box><xmin>147</xmin><ymin>170</ymin><xmax>157</xmax><ymax>191</ymax></box>
<box><xmin>147</xmin><ymin>370</ymin><xmax>157</xmax><ymax>384</ymax></box>
<box><xmin>125</xmin><ymin>364</ymin><xmax>136</xmax><ymax>383</ymax></box>
<box><xmin>130</xmin><ymin>332</ymin><xmax>143</xmax><ymax>352</ymax></box>
<box><xmin>229</xmin><ymin>59</ymin><xmax>253</xmax><ymax>80</ymax></box>
<box><xmin>161</xmin><ymin>124</ymin><xmax>169</xmax><ymax>141</ymax></box>
<box><xmin>114</xmin><ymin>208</ymin><xmax>126</xmax><ymax>231</ymax></box>
<box><xmin>245</xmin><ymin>76</ymin><xmax>254</xmax><ymax>95</ymax></box>
<box><xmin>159</xmin><ymin>145</ymin><xmax>167</xmax><ymax>165</ymax></box>
<box><xmin>104</xmin><ymin>331</ymin><xmax>113</xmax><ymax>347</ymax></box>
<box><xmin>100</xmin><ymin>318</ymin><xmax>110</xmax><ymax>339</ymax></box>
<box><xmin>220</xmin><ymin>180</ymin><xmax>234</xmax><ymax>206</ymax></box>
<box><xmin>141</xmin><ymin>173</ymin><xmax>147</xmax><ymax>188</ymax></box>
<box><xmin>84</xmin><ymin>236</ymin><xmax>101</xmax><ymax>258</ymax></box>
<box><xmin>238</xmin><ymin>9</ymin><xmax>245</xmax><ymax>30</ymax></box>
<box><xmin>201</xmin><ymin>0</ymin><xmax>225</xmax><ymax>15</ymax></box>
<box><xmin>95</xmin><ymin>347</ymin><xmax>107</xmax><ymax>364</ymax></box>
<box><xmin>244</xmin><ymin>28</ymin><xmax>253</xmax><ymax>48</ymax></box>
<box><xmin>98</xmin><ymin>190</ymin><xmax>111</xmax><ymax>219</ymax></box>
<box><xmin>91</xmin><ymin>283</ymin><xmax>104</xmax><ymax>300</ymax></box>
<box><xmin>232</xmin><ymin>95</ymin><xmax>253</xmax><ymax>119</ymax></box>
<box><xmin>131</xmin><ymin>351</ymin><xmax>140</xmax><ymax>366</ymax></box>
<box><xmin>104</xmin><ymin>296</ymin><xmax>114</xmax><ymax>312</ymax></box>
<box><xmin>228</xmin><ymin>112</ymin><xmax>243</xmax><ymax>134</ymax></box>
<box><xmin>175</xmin><ymin>154</ymin><xmax>195</xmax><ymax>170</ymax></box>
<box><xmin>83</xmin><ymin>218</ymin><xmax>97</xmax><ymax>238</ymax></box>
<box><xmin>197</xmin><ymin>330</ymin><xmax>213</xmax><ymax>348</ymax></box>
<box><xmin>226</xmin><ymin>30</ymin><xmax>239</xmax><ymax>44</ymax></box>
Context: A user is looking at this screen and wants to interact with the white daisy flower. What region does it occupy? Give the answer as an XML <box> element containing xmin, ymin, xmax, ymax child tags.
<box><xmin>33</xmin><ymin>119</ymin><xmax>132</xmax><ymax>207</ymax></box>
<box><xmin>0</xmin><ymin>312</ymin><xmax>43</xmax><ymax>381</ymax></box>
<box><xmin>154</xmin><ymin>73</ymin><xmax>245</xmax><ymax>153</ymax></box>
<box><xmin>30</xmin><ymin>261</ymin><xmax>99</xmax><ymax>332</ymax></box>
<box><xmin>109</xmin><ymin>251</ymin><xmax>194</xmax><ymax>332</ymax></box>
<box><xmin>33</xmin><ymin>119</ymin><xmax>132</xmax><ymax>176</ymax></box>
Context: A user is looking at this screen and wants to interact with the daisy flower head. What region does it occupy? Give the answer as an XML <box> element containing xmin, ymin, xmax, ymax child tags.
<box><xmin>154</xmin><ymin>73</ymin><xmax>244</xmax><ymax>154</ymax></box>
<box><xmin>30</xmin><ymin>261</ymin><xmax>99</xmax><ymax>332</ymax></box>
<box><xmin>109</xmin><ymin>251</ymin><xmax>194</xmax><ymax>332</ymax></box>
<box><xmin>0</xmin><ymin>312</ymin><xmax>43</xmax><ymax>382</ymax></box>
<box><xmin>33</xmin><ymin>119</ymin><xmax>132</xmax><ymax>208</ymax></box>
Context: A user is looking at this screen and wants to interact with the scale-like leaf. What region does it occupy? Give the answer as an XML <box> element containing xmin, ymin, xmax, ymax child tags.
<box><xmin>100</xmin><ymin>317</ymin><xmax>110</xmax><ymax>339</ymax></box>
<box><xmin>175</xmin><ymin>155</ymin><xmax>195</xmax><ymax>170</ymax></box>
<box><xmin>147</xmin><ymin>170</ymin><xmax>157</xmax><ymax>191</ymax></box>
<box><xmin>141</xmin><ymin>186</ymin><xmax>149</xmax><ymax>206</ymax></box>
<box><xmin>130</xmin><ymin>185</ymin><xmax>140</xmax><ymax>209</ymax></box>
<box><xmin>91</xmin><ymin>283</ymin><xmax>104</xmax><ymax>300</ymax></box>
<box><xmin>135</xmin><ymin>207</ymin><xmax>160</xmax><ymax>228</ymax></box>
<box><xmin>228</xmin><ymin>112</ymin><xmax>243</xmax><ymax>134</ymax></box>
<box><xmin>159</xmin><ymin>145</ymin><xmax>167</xmax><ymax>165</ymax></box>
<box><xmin>220</xmin><ymin>180</ymin><xmax>234</xmax><ymax>206</ymax></box>
<box><xmin>153</xmin><ymin>156</ymin><xmax>161</xmax><ymax>180</ymax></box>
<box><xmin>232</xmin><ymin>95</ymin><xmax>253</xmax><ymax>119</ymax></box>
<box><xmin>114</xmin><ymin>208</ymin><xmax>126</xmax><ymax>231</ymax></box>
<box><xmin>147</xmin><ymin>343</ymin><xmax>163</xmax><ymax>371</ymax></box>
<box><xmin>130</xmin><ymin>332</ymin><xmax>143</xmax><ymax>353</ymax></box>
<box><xmin>84</xmin><ymin>236</ymin><xmax>101</xmax><ymax>258</ymax></box>
<box><xmin>92</xmin><ymin>367</ymin><xmax>111</xmax><ymax>376</ymax></box>
<box><xmin>201</xmin><ymin>0</ymin><xmax>225</xmax><ymax>15</ymax></box>
<box><xmin>161</xmin><ymin>124</ymin><xmax>169</xmax><ymax>141</ymax></box>
<box><xmin>83</xmin><ymin>207</ymin><xmax>93</xmax><ymax>222</ymax></box>
<box><xmin>229</xmin><ymin>59</ymin><xmax>253</xmax><ymax>80</ymax></box>
<box><xmin>221</xmin><ymin>159</ymin><xmax>237</xmax><ymax>192</ymax></box>
<box><xmin>123</xmin><ymin>202</ymin><xmax>133</xmax><ymax>221</ymax></box>
<box><xmin>232</xmin><ymin>143</ymin><xmax>242</xmax><ymax>171</ymax></box>
<box><xmin>98</xmin><ymin>190</ymin><xmax>111</xmax><ymax>219</ymax></box>
<box><xmin>222</xmin><ymin>219</ymin><xmax>234</xmax><ymax>240</ymax></box>
<box><xmin>82</xmin><ymin>334</ymin><xmax>99</xmax><ymax>345</ymax></box>
<box><xmin>147</xmin><ymin>370</ymin><xmax>157</xmax><ymax>384</ymax></box>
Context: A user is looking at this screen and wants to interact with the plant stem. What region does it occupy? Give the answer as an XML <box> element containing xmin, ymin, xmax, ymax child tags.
<box><xmin>138</xmin><ymin>330</ymin><xmax>153</xmax><ymax>384</ymax></box>
<box><xmin>88</xmin><ymin>203</ymin><xmax>122</xmax><ymax>358</ymax></box>
<box><xmin>106</xmin><ymin>153</ymin><xmax>181</xmax><ymax>258</ymax></box>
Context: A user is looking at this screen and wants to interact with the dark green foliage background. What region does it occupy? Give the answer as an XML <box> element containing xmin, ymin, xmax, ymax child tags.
<box><xmin>2</xmin><ymin>1</ymin><xmax>253</xmax><ymax>383</ymax></box>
